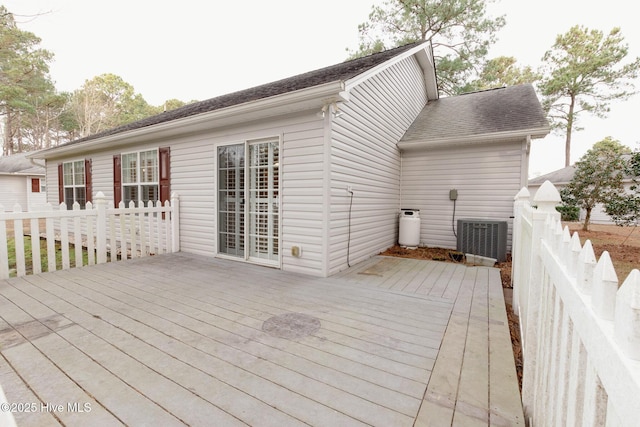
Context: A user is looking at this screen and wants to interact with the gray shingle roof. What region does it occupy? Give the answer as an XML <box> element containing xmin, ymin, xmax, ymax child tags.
<box><xmin>64</xmin><ymin>42</ymin><xmax>424</xmax><ymax>146</ymax></box>
<box><xmin>401</xmin><ymin>84</ymin><xmax>548</xmax><ymax>143</ymax></box>
<box><xmin>528</xmin><ymin>165</ymin><xmax>576</xmax><ymax>185</ymax></box>
<box><xmin>0</xmin><ymin>152</ymin><xmax>45</xmax><ymax>175</ymax></box>
<box><xmin>529</xmin><ymin>153</ymin><xmax>634</xmax><ymax>186</ymax></box>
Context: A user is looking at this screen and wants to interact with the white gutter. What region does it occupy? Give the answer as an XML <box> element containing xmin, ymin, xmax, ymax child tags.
<box><xmin>0</xmin><ymin>172</ymin><xmax>45</xmax><ymax>176</ymax></box>
<box><xmin>397</xmin><ymin>126</ymin><xmax>551</xmax><ymax>151</ymax></box>
<box><xmin>30</xmin><ymin>80</ymin><xmax>346</xmax><ymax>160</ymax></box>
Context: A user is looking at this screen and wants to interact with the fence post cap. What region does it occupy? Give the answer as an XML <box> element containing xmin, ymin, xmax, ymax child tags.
<box><xmin>533</xmin><ymin>180</ymin><xmax>561</xmax><ymax>203</ymax></box>
<box><xmin>514</xmin><ymin>187</ymin><xmax>530</xmax><ymax>201</ymax></box>
<box><xmin>94</xmin><ymin>192</ymin><xmax>107</xmax><ymax>205</ymax></box>
<box><xmin>619</xmin><ymin>269</ymin><xmax>640</xmax><ymax>309</ymax></box>
<box><xmin>615</xmin><ymin>269</ymin><xmax>640</xmax><ymax>360</ymax></box>
<box><xmin>579</xmin><ymin>240</ymin><xmax>597</xmax><ymax>263</ymax></box>
<box><xmin>595</xmin><ymin>251</ymin><xmax>619</xmax><ymax>283</ymax></box>
<box><xmin>533</xmin><ymin>180</ymin><xmax>561</xmax><ymax>213</ymax></box>
<box><xmin>570</xmin><ymin>232</ymin><xmax>582</xmax><ymax>252</ymax></box>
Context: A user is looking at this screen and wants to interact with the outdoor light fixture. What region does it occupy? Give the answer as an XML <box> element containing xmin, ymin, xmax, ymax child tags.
<box><xmin>318</xmin><ymin>101</ymin><xmax>344</xmax><ymax>118</ymax></box>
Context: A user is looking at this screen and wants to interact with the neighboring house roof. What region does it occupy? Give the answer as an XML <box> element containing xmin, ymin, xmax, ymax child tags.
<box><xmin>398</xmin><ymin>84</ymin><xmax>549</xmax><ymax>150</ymax></box>
<box><xmin>530</xmin><ymin>153</ymin><xmax>634</xmax><ymax>187</ymax></box>
<box><xmin>32</xmin><ymin>41</ymin><xmax>438</xmax><ymax>159</ymax></box>
<box><xmin>0</xmin><ymin>152</ymin><xmax>45</xmax><ymax>176</ymax></box>
<box><xmin>529</xmin><ymin>165</ymin><xmax>576</xmax><ymax>186</ymax></box>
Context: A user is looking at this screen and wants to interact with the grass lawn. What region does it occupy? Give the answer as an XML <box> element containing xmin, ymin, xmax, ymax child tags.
<box><xmin>3</xmin><ymin>219</ymin><xmax>89</xmax><ymax>277</ymax></box>
<box><xmin>6</xmin><ymin>235</ymin><xmax>88</xmax><ymax>276</ymax></box>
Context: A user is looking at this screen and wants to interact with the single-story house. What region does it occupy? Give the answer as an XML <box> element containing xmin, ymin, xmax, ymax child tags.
<box><xmin>30</xmin><ymin>41</ymin><xmax>549</xmax><ymax>277</ymax></box>
<box><xmin>529</xmin><ymin>163</ymin><xmax>634</xmax><ymax>225</ymax></box>
<box><xmin>0</xmin><ymin>152</ymin><xmax>46</xmax><ymax>211</ymax></box>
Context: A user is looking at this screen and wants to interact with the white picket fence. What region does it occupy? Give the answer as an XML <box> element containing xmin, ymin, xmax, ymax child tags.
<box><xmin>0</xmin><ymin>192</ymin><xmax>180</xmax><ymax>279</ymax></box>
<box><xmin>512</xmin><ymin>181</ymin><xmax>640</xmax><ymax>426</ymax></box>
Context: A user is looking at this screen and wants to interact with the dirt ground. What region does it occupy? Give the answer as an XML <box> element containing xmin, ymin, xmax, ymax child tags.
<box><xmin>565</xmin><ymin>222</ymin><xmax>640</xmax><ymax>279</ymax></box>
<box><xmin>381</xmin><ymin>223</ymin><xmax>640</xmax><ymax>393</ymax></box>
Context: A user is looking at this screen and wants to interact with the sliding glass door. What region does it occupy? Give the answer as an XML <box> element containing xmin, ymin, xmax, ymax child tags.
<box><xmin>217</xmin><ymin>139</ymin><xmax>279</xmax><ymax>265</ymax></box>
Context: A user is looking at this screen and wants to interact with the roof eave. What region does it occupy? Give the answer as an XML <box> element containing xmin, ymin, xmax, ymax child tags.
<box><xmin>398</xmin><ymin>126</ymin><xmax>550</xmax><ymax>151</ymax></box>
<box><xmin>0</xmin><ymin>171</ymin><xmax>45</xmax><ymax>176</ymax></box>
<box><xmin>31</xmin><ymin>80</ymin><xmax>346</xmax><ymax>160</ymax></box>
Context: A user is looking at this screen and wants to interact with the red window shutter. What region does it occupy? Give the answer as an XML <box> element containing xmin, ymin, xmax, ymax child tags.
<box><xmin>57</xmin><ymin>163</ymin><xmax>64</xmax><ymax>203</ymax></box>
<box><xmin>159</xmin><ymin>147</ymin><xmax>171</xmax><ymax>204</ymax></box>
<box><xmin>85</xmin><ymin>158</ymin><xmax>92</xmax><ymax>204</ymax></box>
<box><xmin>31</xmin><ymin>178</ymin><xmax>40</xmax><ymax>193</ymax></box>
<box><xmin>113</xmin><ymin>154</ymin><xmax>122</xmax><ymax>207</ymax></box>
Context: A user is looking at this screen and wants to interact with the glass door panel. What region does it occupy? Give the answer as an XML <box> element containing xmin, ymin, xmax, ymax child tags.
<box><xmin>218</xmin><ymin>144</ymin><xmax>245</xmax><ymax>257</ymax></box>
<box><xmin>248</xmin><ymin>140</ymin><xmax>279</xmax><ymax>262</ymax></box>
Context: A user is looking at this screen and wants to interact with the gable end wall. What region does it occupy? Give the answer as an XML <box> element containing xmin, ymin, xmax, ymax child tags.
<box><xmin>328</xmin><ymin>56</ymin><xmax>428</xmax><ymax>275</ymax></box>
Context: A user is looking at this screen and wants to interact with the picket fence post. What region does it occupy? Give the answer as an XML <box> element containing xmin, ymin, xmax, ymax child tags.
<box><xmin>576</xmin><ymin>240</ymin><xmax>597</xmax><ymax>294</ymax></box>
<box><xmin>171</xmin><ymin>192</ymin><xmax>180</xmax><ymax>253</ymax></box>
<box><xmin>521</xmin><ymin>180</ymin><xmax>561</xmax><ymax>417</ymax></box>
<box><xmin>0</xmin><ymin>204</ymin><xmax>7</xmax><ymax>279</ymax></box>
<box><xmin>512</xmin><ymin>187</ymin><xmax>530</xmax><ymax>316</ymax></box>
<box><xmin>95</xmin><ymin>191</ymin><xmax>107</xmax><ymax>264</ymax></box>
<box><xmin>615</xmin><ymin>269</ymin><xmax>640</xmax><ymax>360</ymax></box>
<box><xmin>592</xmin><ymin>251</ymin><xmax>619</xmax><ymax>320</ymax></box>
<box><xmin>12</xmin><ymin>203</ymin><xmax>26</xmax><ymax>277</ymax></box>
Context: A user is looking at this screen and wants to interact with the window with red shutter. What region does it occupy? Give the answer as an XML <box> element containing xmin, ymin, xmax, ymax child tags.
<box><xmin>114</xmin><ymin>148</ymin><xmax>169</xmax><ymax>207</ymax></box>
<box><xmin>58</xmin><ymin>159</ymin><xmax>91</xmax><ymax>209</ymax></box>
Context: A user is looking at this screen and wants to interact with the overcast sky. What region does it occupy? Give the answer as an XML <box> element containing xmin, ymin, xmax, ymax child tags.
<box><xmin>5</xmin><ymin>0</ymin><xmax>640</xmax><ymax>177</ymax></box>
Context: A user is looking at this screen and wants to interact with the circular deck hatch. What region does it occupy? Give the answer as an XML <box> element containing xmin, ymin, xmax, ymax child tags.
<box><xmin>262</xmin><ymin>313</ymin><xmax>321</xmax><ymax>340</ymax></box>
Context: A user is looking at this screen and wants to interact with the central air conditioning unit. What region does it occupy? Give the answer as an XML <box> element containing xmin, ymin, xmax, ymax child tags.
<box><xmin>456</xmin><ymin>219</ymin><xmax>508</xmax><ymax>262</ymax></box>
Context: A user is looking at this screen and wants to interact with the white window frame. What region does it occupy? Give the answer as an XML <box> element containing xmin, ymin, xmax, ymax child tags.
<box><xmin>62</xmin><ymin>159</ymin><xmax>86</xmax><ymax>208</ymax></box>
<box><xmin>121</xmin><ymin>149</ymin><xmax>159</xmax><ymax>207</ymax></box>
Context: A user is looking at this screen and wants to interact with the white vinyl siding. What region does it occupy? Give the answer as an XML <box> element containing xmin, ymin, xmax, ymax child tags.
<box><xmin>279</xmin><ymin>116</ymin><xmax>326</xmax><ymax>275</ymax></box>
<box><xmin>171</xmin><ymin>137</ymin><xmax>216</xmax><ymax>256</ymax></box>
<box><xmin>43</xmin><ymin>113</ymin><xmax>326</xmax><ymax>274</ymax></box>
<box><xmin>45</xmin><ymin>162</ymin><xmax>58</xmax><ymax>204</ymax></box>
<box><xmin>91</xmin><ymin>157</ymin><xmax>115</xmax><ymax>205</ymax></box>
<box><xmin>328</xmin><ymin>56</ymin><xmax>428</xmax><ymax>275</ymax></box>
<box><xmin>26</xmin><ymin>176</ymin><xmax>47</xmax><ymax>210</ymax></box>
<box><xmin>0</xmin><ymin>176</ymin><xmax>29</xmax><ymax>210</ymax></box>
<box><xmin>401</xmin><ymin>140</ymin><xmax>527</xmax><ymax>252</ymax></box>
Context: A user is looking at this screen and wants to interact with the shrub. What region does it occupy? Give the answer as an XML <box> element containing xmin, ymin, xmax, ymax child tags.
<box><xmin>556</xmin><ymin>205</ymin><xmax>580</xmax><ymax>221</ymax></box>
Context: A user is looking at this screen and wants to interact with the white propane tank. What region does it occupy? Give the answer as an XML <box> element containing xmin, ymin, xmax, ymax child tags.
<box><xmin>399</xmin><ymin>209</ymin><xmax>420</xmax><ymax>248</ymax></box>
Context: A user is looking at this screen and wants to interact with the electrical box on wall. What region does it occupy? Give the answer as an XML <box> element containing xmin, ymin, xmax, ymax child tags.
<box><xmin>449</xmin><ymin>189</ymin><xmax>458</xmax><ymax>201</ymax></box>
<box><xmin>291</xmin><ymin>245</ymin><xmax>302</xmax><ymax>257</ymax></box>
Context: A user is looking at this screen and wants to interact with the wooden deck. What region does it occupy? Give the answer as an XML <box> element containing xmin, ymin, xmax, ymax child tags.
<box><xmin>0</xmin><ymin>253</ymin><xmax>523</xmax><ymax>426</ymax></box>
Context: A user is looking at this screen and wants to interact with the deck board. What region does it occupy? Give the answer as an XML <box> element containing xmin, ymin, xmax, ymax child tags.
<box><xmin>1</xmin><ymin>253</ymin><xmax>523</xmax><ymax>426</ymax></box>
